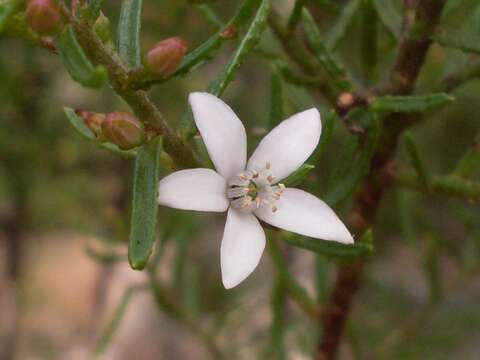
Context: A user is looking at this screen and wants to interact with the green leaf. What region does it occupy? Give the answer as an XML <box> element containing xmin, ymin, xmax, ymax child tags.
<box><xmin>325</xmin><ymin>112</ymin><xmax>380</xmax><ymax>207</ymax></box>
<box><xmin>128</xmin><ymin>137</ymin><xmax>161</xmax><ymax>270</ymax></box>
<box><xmin>435</xmin><ymin>33</ymin><xmax>480</xmax><ymax>55</ymax></box>
<box><xmin>282</xmin><ymin>164</ymin><xmax>315</xmax><ymax>187</ymax></box>
<box><xmin>423</xmin><ymin>235</ymin><xmax>442</xmax><ymax>305</ymax></box>
<box><xmin>269</xmin><ymin>70</ymin><xmax>283</xmax><ymax>128</ymax></box>
<box><xmin>88</xmin><ymin>0</ymin><xmax>105</xmax><ymax>21</ymax></box>
<box><xmin>268</xmin><ymin>236</ymin><xmax>318</xmax><ymax>318</ymax></box>
<box><xmin>58</xmin><ymin>26</ymin><xmax>108</xmax><ymax>88</ymax></box>
<box><xmin>302</xmin><ymin>8</ymin><xmax>352</xmax><ymax>91</ymax></box>
<box><xmin>64</xmin><ymin>107</ymin><xmax>95</xmax><ymax>140</ymax></box>
<box><xmin>133</xmin><ymin>0</ymin><xmax>262</xmax><ymax>89</ymax></box>
<box><xmin>453</xmin><ymin>139</ymin><xmax>480</xmax><ymax>179</ymax></box>
<box><xmin>284</xmin><ymin>230</ymin><xmax>374</xmax><ymax>258</ymax></box>
<box><xmin>95</xmin><ymin>284</ymin><xmax>147</xmax><ymax>355</ymax></box>
<box><xmin>372</xmin><ymin>0</ymin><xmax>401</xmax><ymax>38</ymax></box>
<box><xmin>327</xmin><ymin>0</ymin><xmax>361</xmax><ymax>50</ymax></box>
<box><xmin>371</xmin><ymin>93</ymin><xmax>454</xmax><ymax>113</ymax></box>
<box><xmin>436</xmin><ymin>3</ymin><xmax>480</xmax><ymax>55</ymax></box>
<box><xmin>64</xmin><ymin>107</ymin><xmax>137</xmax><ymax>157</ymax></box>
<box><xmin>180</xmin><ymin>0</ymin><xmax>268</xmax><ymax>139</ymax></box>
<box><xmin>310</xmin><ymin>110</ymin><xmax>336</xmax><ymax>164</ymax></box>
<box><xmin>0</xmin><ymin>0</ymin><xmax>19</xmax><ymax>32</ymax></box>
<box><xmin>207</xmin><ymin>0</ymin><xmax>270</xmax><ymax>96</ymax></box>
<box><xmin>405</xmin><ymin>132</ymin><xmax>431</xmax><ymax>190</ymax></box>
<box><xmin>117</xmin><ymin>0</ymin><xmax>143</xmax><ymax>67</ymax></box>
<box><xmin>196</xmin><ymin>4</ymin><xmax>223</xmax><ymax>29</ymax></box>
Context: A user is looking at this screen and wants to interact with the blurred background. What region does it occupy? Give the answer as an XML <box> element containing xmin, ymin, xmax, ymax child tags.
<box><xmin>1</xmin><ymin>0</ymin><xmax>480</xmax><ymax>359</ymax></box>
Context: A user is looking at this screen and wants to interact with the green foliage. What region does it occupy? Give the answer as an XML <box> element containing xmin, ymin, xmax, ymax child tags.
<box><xmin>269</xmin><ymin>70</ymin><xmax>284</xmax><ymax>128</ymax></box>
<box><xmin>58</xmin><ymin>26</ymin><xmax>108</xmax><ymax>88</ymax></box>
<box><xmin>405</xmin><ymin>132</ymin><xmax>431</xmax><ymax>190</ymax></box>
<box><xmin>117</xmin><ymin>0</ymin><xmax>143</xmax><ymax>67</ymax></box>
<box><xmin>180</xmin><ymin>0</ymin><xmax>269</xmax><ymax>139</ymax></box>
<box><xmin>0</xmin><ymin>0</ymin><xmax>20</xmax><ymax>32</ymax></box>
<box><xmin>284</xmin><ymin>230</ymin><xmax>374</xmax><ymax>258</ymax></box>
<box><xmin>207</xmin><ymin>0</ymin><xmax>270</xmax><ymax>96</ymax></box>
<box><xmin>302</xmin><ymin>8</ymin><xmax>352</xmax><ymax>91</ymax></box>
<box><xmin>324</xmin><ymin>112</ymin><xmax>380</xmax><ymax>207</ymax></box>
<box><xmin>372</xmin><ymin>0</ymin><xmax>401</xmax><ymax>38</ymax></box>
<box><xmin>128</xmin><ymin>137</ymin><xmax>161</xmax><ymax>269</ymax></box>
<box><xmin>2</xmin><ymin>0</ymin><xmax>480</xmax><ymax>358</ymax></box>
<box><xmin>88</xmin><ymin>0</ymin><xmax>105</xmax><ymax>21</ymax></box>
<box><xmin>371</xmin><ymin>93</ymin><xmax>454</xmax><ymax>113</ymax></box>
<box><xmin>282</xmin><ymin>164</ymin><xmax>315</xmax><ymax>187</ymax></box>
<box><xmin>327</xmin><ymin>0</ymin><xmax>361</xmax><ymax>50</ymax></box>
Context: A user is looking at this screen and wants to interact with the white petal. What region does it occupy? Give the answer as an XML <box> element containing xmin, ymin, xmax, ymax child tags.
<box><xmin>158</xmin><ymin>168</ymin><xmax>229</xmax><ymax>212</ymax></box>
<box><xmin>255</xmin><ymin>188</ymin><xmax>353</xmax><ymax>244</ymax></box>
<box><xmin>189</xmin><ymin>92</ymin><xmax>247</xmax><ymax>179</ymax></box>
<box><xmin>221</xmin><ymin>208</ymin><xmax>266</xmax><ymax>289</ymax></box>
<box><xmin>247</xmin><ymin>108</ymin><xmax>321</xmax><ymax>181</ymax></box>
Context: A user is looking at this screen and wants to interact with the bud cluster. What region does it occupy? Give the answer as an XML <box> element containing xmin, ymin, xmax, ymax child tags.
<box><xmin>75</xmin><ymin>110</ymin><xmax>145</xmax><ymax>150</ymax></box>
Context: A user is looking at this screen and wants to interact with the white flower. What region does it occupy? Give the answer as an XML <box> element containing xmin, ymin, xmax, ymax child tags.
<box><xmin>158</xmin><ymin>92</ymin><xmax>353</xmax><ymax>289</ymax></box>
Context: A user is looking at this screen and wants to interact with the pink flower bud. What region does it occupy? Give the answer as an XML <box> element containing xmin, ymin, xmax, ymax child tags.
<box><xmin>145</xmin><ymin>37</ymin><xmax>188</xmax><ymax>78</ymax></box>
<box><xmin>25</xmin><ymin>0</ymin><xmax>63</xmax><ymax>36</ymax></box>
<box><xmin>102</xmin><ymin>112</ymin><xmax>145</xmax><ymax>150</ymax></box>
<box><xmin>75</xmin><ymin>109</ymin><xmax>106</xmax><ymax>140</ymax></box>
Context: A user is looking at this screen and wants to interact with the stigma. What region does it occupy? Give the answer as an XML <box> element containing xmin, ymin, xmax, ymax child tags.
<box><xmin>226</xmin><ymin>162</ymin><xmax>285</xmax><ymax>213</ymax></box>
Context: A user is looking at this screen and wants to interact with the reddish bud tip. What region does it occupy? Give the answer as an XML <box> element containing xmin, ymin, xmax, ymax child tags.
<box><xmin>75</xmin><ymin>109</ymin><xmax>106</xmax><ymax>140</ymax></box>
<box><xmin>25</xmin><ymin>0</ymin><xmax>63</xmax><ymax>36</ymax></box>
<box><xmin>102</xmin><ymin>112</ymin><xmax>145</xmax><ymax>150</ymax></box>
<box><xmin>220</xmin><ymin>25</ymin><xmax>237</xmax><ymax>39</ymax></box>
<box><xmin>145</xmin><ymin>37</ymin><xmax>188</xmax><ymax>78</ymax></box>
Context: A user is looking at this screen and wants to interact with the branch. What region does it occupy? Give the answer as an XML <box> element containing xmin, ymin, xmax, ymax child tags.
<box><xmin>317</xmin><ymin>1</ymin><xmax>447</xmax><ymax>359</ymax></box>
<box><xmin>60</xmin><ymin>6</ymin><xmax>199</xmax><ymax>169</ymax></box>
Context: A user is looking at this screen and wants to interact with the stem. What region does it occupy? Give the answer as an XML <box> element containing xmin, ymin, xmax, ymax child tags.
<box><xmin>60</xmin><ymin>6</ymin><xmax>199</xmax><ymax>169</ymax></box>
<box><xmin>316</xmin><ymin>1</ymin><xmax>447</xmax><ymax>359</ymax></box>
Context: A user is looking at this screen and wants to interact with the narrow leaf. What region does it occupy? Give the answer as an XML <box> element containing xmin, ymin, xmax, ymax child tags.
<box><xmin>196</xmin><ymin>4</ymin><xmax>223</xmax><ymax>29</ymax></box>
<box><xmin>64</xmin><ymin>107</ymin><xmax>137</xmax><ymax>157</ymax></box>
<box><xmin>325</xmin><ymin>112</ymin><xmax>380</xmax><ymax>207</ymax></box>
<box><xmin>371</xmin><ymin>93</ymin><xmax>454</xmax><ymax>113</ymax></box>
<box><xmin>310</xmin><ymin>110</ymin><xmax>336</xmax><ymax>164</ymax></box>
<box><xmin>0</xmin><ymin>0</ymin><xmax>19</xmax><ymax>32</ymax></box>
<box><xmin>372</xmin><ymin>0</ymin><xmax>401</xmax><ymax>38</ymax></box>
<box><xmin>132</xmin><ymin>0</ymin><xmax>262</xmax><ymax>88</ymax></box>
<box><xmin>117</xmin><ymin>0</ymin><xmax>143</xmax><ymax>67</ymax></box>
<box><xmin>327</xmin><ymin>0</ymin><xmax>361</xmax><ymax>50</ymax></box>
<box><xmin>454</xmin><ymin>140</ymin><xmax>480</xmax><ymax>179</ymax></box>
<box><xmin>269</xmin><ymin>70</ymin><xmax>283</xmax><ymax>128</ymax></box>
<box><xmin>58</xmin><ymin>26</ymin><xmax>108</xmax><ymax>88</ymax></box>
<box><xmin>282</xmin><ymin>164</ymin><xmax>315</xmax><ymax>187</ymax></box>
<box><xmin>88</xmin><ymin>0</ymin><xmax>105</xmax><ymax>21</ymax></box>
<box><xmin>95</xmin><ymin>285</ymin><xmax>146</xmax><ymax>355</ymax></box>
<box><xmin>64</xmin><ymin>107</ymin><xmax>95</xmax><ymax>140</ymax></box>
<box><xmin>128</xmin><ymin>137</ymin><xmax>161</xmax><ymax>269</ymax></box>
<box><xmin>405</xmin><ymin>132</ymin><xmax>431</xmax><ymax>190</ymax></box>
<box><xmin>180</xmin><ymin>0</ymin><xmax>269</xmax><ymax>139</ymax></box>
<box><xmin>302</xmin><ymin>8</ymin><xmax>352</xmax><ymax>91</ymax></box>
<box><xmin>284</xmin><ymin>231</ymin><xmax>373</xmax><ymax>258</ymax></box>
<box><xmin>208</xmin><ymin>0</ymin><xmax>270</xmax><ymax>96</ymax></box>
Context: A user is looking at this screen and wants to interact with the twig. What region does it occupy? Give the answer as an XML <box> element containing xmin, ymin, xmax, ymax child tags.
<box><xmin>58</xmin><ymin>4</ymin><xmax>199</xmax><ymax>169</ymax></box>
<box><xmin>316</xmin><ymin>1</ymin><xmax>447</xmax><ymax>359</ymax></box>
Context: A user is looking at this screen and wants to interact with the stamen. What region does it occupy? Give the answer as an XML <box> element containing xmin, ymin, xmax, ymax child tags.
<box><xmin>227</xmin><ymin>163</ymin><xmax>285</xmax><ymax>213</ymax></box>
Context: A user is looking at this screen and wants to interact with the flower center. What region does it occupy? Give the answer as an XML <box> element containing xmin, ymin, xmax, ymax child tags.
<box><xmin>226</xmin><ymin>162</ymin><xmax>285</xmax><ymax>213</ymax></box>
